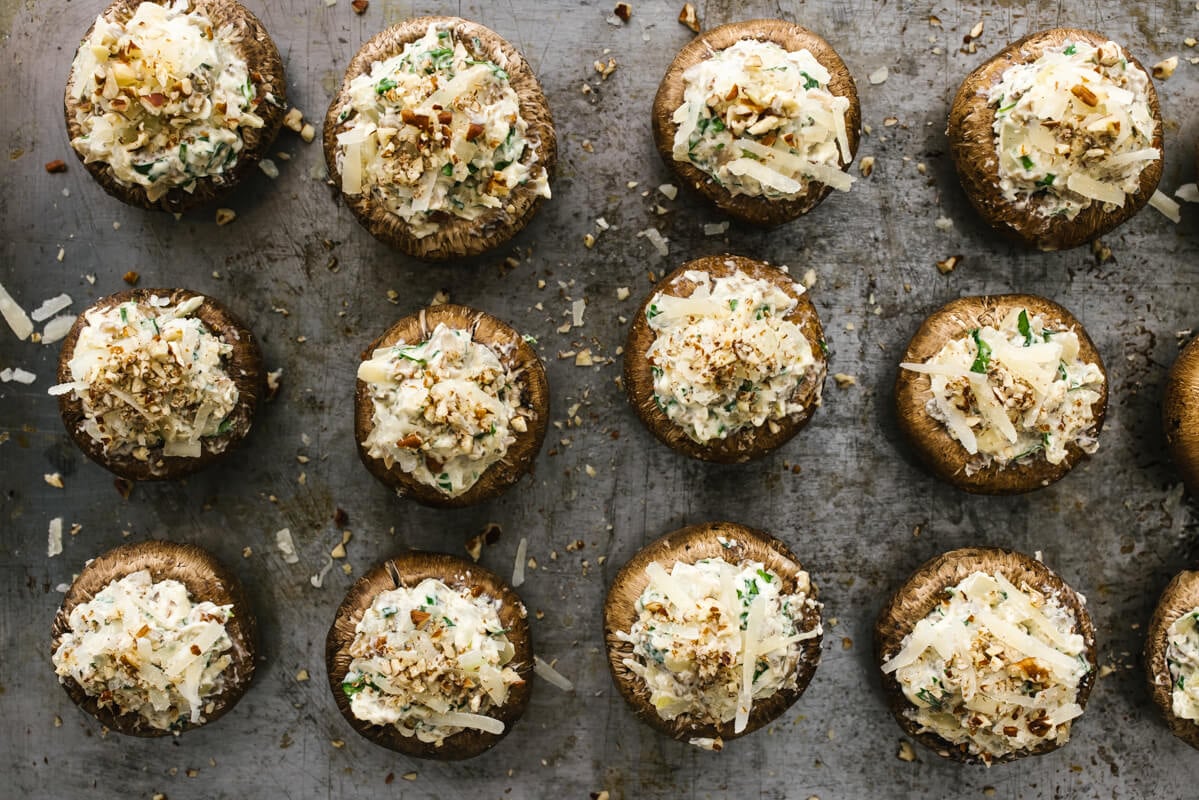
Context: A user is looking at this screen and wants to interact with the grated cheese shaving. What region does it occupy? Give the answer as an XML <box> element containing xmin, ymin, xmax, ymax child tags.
<box><xmin>533</xmin><ymin>655</ymin><xmax>574</xmax><ymax>691</ymax></box>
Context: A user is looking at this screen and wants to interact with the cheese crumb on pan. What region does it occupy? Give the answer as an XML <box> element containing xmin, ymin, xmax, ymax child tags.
<box><xmin>48</xmin><ymin>295</ymin><xmax>240</xmax><ymax>461</ymax></box>
<box><xmin>68</xmin><ymin>1</ymin><xmax>270</xmax><ymax>201</ymax></box>
<box><xmin>900</xmin><ymin>306</ymin><xmax>1103</xmax><ymax>472</ymax></box>
<box><xmin>334</xmin><ymin>23</ymin><xmax>551</xmax><ymax>238</ymax></box>
<box><xmin>881</xmin><ymin>571</ymin><xmax>1091</xmax><ymax>765</ymax></box>
<box><xmin>616</xmin><ymin>550</ymin><xmax>821</xmax><ymax>738</ymax></box>
<box><xmin>988</xmin><ymin>39</ymin><xmax>1159</xmax><ymax>220</ymax></box>
<box><xmin>358</xmin><ymin>323</ymin><xmax>528</xmax><ymax>498</ymax></box>
<box><xmin>340</xmin><ymin>578</ymin><xmax>524</xmax><ymax>745</ymax></box>
<box><xmin>52</xmin><ymin>570</ymin><xmax>235</xmax><ymax>731</ymax></box>
<box><xmin>672</xmin><ymin>39</ymin><xmax>854</xmax><ymax>198</ymax></box>
<box><xmin>646</xmin><ymin>268</ymin><xmax>817</xmax><ymax>443</ymax></box>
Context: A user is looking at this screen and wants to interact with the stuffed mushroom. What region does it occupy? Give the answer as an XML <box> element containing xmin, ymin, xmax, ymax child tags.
<box><xmin>324</xmin><ymin>16</ymin><xmax>556</xmax><ymax>260</ymax></box>
<box><xmin>326</xmin><ymin>552</ymin><xmax>533</xmax><ymax>759</ymax></box>
<box><xmin>1145</xmin><ymin>569</ymin><xmax>1199</xmax><ymax>750</ymax></box>
<box><xmin>355</xmin><ymin>303</ymin><xmax>548</xmax><ymax>507</ymax></box>
<box><xmin>603</xmin><ymin>522</ymin><xmax>822</xmax><ymax>750</ymax></box>
<box><xmin>65</xmin><ymin>0</ymin><xmax>287</xmax><ymax>213</ymax></box>
<box><xmin>50</xmin><ymin>288</ymin><xmax>263</xmax><ymax>481</ymax></box>
<box><xmin>947</xmin><ymin>28</ymin><xmax>1164</xmax><ymax>250</ymax></box>
<box><xmin>895</xmin><ymin>294</ymin><xmax>1107</xmax><ymax>494</ymax></box>
<box><xmin>651</xmin><ymin>19</ymin><xmax>860</xmax><ymax>226</ymax></box>
<box><xmin>875</xmin><ymin>547</ymin><xmax>1097</xmax><ymax>765</ymax></box>
<box><xmin>1163</xmin><ymin>337</ymin><xmax>1199</xmax><ymax>493</ymax></box>
<box><xmin>623</xmin><ymin>254</ymin><xmax>827</xmax><ymax>463</ymax></box>
<box><xmin>51</xmin><ymin>539</ymin><xmax>256</xmax><ymax>736</ymax></box>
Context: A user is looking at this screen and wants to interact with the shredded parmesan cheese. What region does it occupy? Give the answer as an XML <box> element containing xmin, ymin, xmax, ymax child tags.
<box><xmin>881</xmin><ymin>571</ymin><xmax>1091</xmax><ymax>765</ymax></box>
<box><xmin>616</xmin><ymin>555</ymin><xmax>820</xmax><ymax>737</ymax></box>
<box><xmin>988</xmin><ymin>39</ymin><xmax>1159</xmax><ymax>220</ymax></box>
<box><xmin>340</xmin><ymin>578</ymin><xmax>523</xmax><ymax>746</ymax></box>
<box><xmin>646</xmin><ymin>268</ymin><xmax>817</xmax><ymax>443</ymax></box>
<box><xmin>52</xmin><ymin>570</ymin><xmax>235</xmax><ymax>731</ymax></box>
<box><xmin>901</xmin><ymin>306</ymin><xmax>1103</xmax><ymax>471</ymax></box>
<box><xmin>358</xmin><ymin>323</ymin><xmax>525</xmax><ymax>498</ymax></box>
<box><xmin>671</xmin><ymin>39</ymin><xmax>853</xmax><ymax>199</ymax></box>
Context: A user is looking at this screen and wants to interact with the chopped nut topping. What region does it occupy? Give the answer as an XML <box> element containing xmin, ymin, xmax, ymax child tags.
<box><xmin>45</xmin><ymin>159</ymin><xmax>68</xmax><ymax>173</ymax></box>
<box><xmin>678</xmin><ymin>2</ymin><xmax>700</xmax><ymax>33</ymax></box>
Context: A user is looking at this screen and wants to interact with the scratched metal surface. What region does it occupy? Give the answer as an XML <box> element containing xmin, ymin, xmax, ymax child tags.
<box><xmin>2</xmin><ymin>0</ymin><xmax>1199</xmax><ymax>797</ymax></box>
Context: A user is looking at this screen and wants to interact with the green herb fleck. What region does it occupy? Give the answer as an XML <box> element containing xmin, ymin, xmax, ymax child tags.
<box><xmin>376</xmin><ymin>77</ymin><xmax>398</xmax><ymax>94</ymax></box>
<box><xmin>1019</xmin><ymin>154</ymin><xmax>1035</xmax><ymax>170</ymax></box>
<box><xmin>729</xmin><ymin>299</ymin><xmax>738</xmax><ymax>311</ymax></box>
<box><xmin>437</xmin><ymin>473</ymin><xmax>452</xmax><ymax>492</ymax></box>
<box><xmin>646</xmin><ymin>303</ymin><xmax>661</xmax><ymax>319</ymax></box>
<box><xmin>756</xmin><ymin>568</ymin><xmax>774</xmax><ymax>583</ymax></box>
<box><xmin>442</xmin><ymin>616</ymin><xmax>456</xmax><ymax>627</ymax></box>
<box><xmin>119</xmin><ymin>306</ymin><xmax>129</xmax><ymax>324</ymax></box>
<box><xmin>969</xmin><ymin>329</ymin><xmax>991</xmax><ymax>373</ymax></box>
<box><xmin>1018</xmin><ymin>309</ymin><xmax>1033</xmax><ymax>346</ymax></box>
<box><xmin>1035</xmin><ymin>174</ymin><xmax>1056</xmax><ymax>187</ymax></box>
<box><xmin>440</xmin><ymin>162</ymin><xmax>454</xmax><ymax>177</ymax></box>
<box><xmin>799</xmin><ymin>71</ymin><xmax>820</xmax><ymax>90</ymax></box>
<box><xmin>217</xmin><ymin>418</ymin><xmax>233</xmax><ymax>434</ymax></box>
<box><xmin>1064</xmin><ymin>43</ymin><xmax>1077</xmax><ymax>56</ymax></box>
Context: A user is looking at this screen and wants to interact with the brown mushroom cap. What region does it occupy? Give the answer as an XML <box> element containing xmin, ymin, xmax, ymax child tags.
<box><xmin>64</xmin><ymin>0</ymin><xmax>287</xmax><ymax>213</ymax></box>
<box><xmin>893</xmin><ymin>294</ymin><xmax>1107</xmax><ymax>494</ymax></box>
<box><xmin>874</xmin><ymin>547</ymin><xmax>1097</xmax><ymax>764</ymax></box>
<box><xmin>623</xmin><ymin>254</ymin><xmax>827</xmax><ymax>463</ymax></box>
<box><xmin>1163</xmin><ymin>337</ymin><xmax>1199</xmax><ymax>493</ymax></box>
<box><xmin>354</xmin><ymin>303</ymin><xmax>549</xmax><ymax>507</ymax></box>
<box><xmin>651</xmin><ymin>19</ymin><xmax>860</xmax><ymax>226</ymax></box>
<box><xmin>50</xmin><ymin>539</ymin><xmax>257</xmax><ymax>737</ymax></box>
<box><xmin>1145</xmin><ymin>570</ymin><xmax>1199</xmax><ymax>750</ymax></box>
<box><xmin>323</xmin><ymin>16</ymin><xmax>557</xmax><ymax>260</ymax></box>
<box><xmin>56</xmin><ymin>288</ymin><xmax>264</xmax><ymax>481</ymax></box>
<box><xmin>947</xmin><ymin>27</ymin><xmax>1164</xmax><ymax>251</ymax></box>
<box><xmin>603</xmin><ymin>521</ymin><xmax>823</xmax><ymax>744</ymax></box>
<box><xmin>325</xmin><ymin>552</ymin><xmax>534</xmax><ymax>760</ymax></box>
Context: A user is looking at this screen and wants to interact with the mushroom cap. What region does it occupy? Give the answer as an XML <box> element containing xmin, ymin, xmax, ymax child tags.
<box><xmin>325</xmin><ymin>552</ymin><xmax>534</xmax><ymax>760</ymax></box>
<box><xmin>353</xmin><ymin>303</ymin><xmax>549</xmax><ymax>507</ymax></box>
<box><xmin>1163</xmin><ymin>337</ymin><xmax>1199</xmax><ymax>493</ymax></box>
<box><xmin>323</xmin><ymin>16</ymin><xmax>557</xmax><ymax>260</ymax></box>
<box><xmin>874</xmin><ymin>546</ymin><xmax>1097</xmax><ymax>764</ymax></box>
<box><xmin>603</xmin><ymin>521</ymin><xmax>822</xmax><ymax>743</ymax></box>
<box><xmin>623</xmin><ymin>254</ymin><xmax>827</xmax><ymax>463</ymax></box>
<box><xmin>893</xmin><ymin>293</ymin><xmax>1107</xmax><ymax>494</ymax></box>
<box><xmin>651</xmin><ymin>19</ymin><xmax>860</xmax><ymax>226</ymax></box>
<box><xmin>946</xmin><ymin>27</ymin><xmax>1164</xmax><ymax>251</ymax></box>
<box><xmin>50</xmin><ymin>539</ymin><xmax>257</xmax><ymax>737</ymax></box>
<box><xmin>64</xmin><ymin>0</ymin><xmax>287</xmax><ymax>213</ymax></box>
<box><xmin>56</xmin><ymin>288</ymin><xmax>264</xmax><ymax>481</ymax></box>
<box><xmin>1145</xmin><ymin>570</ymin><xmax>1199</xmax><ymax>750</ymax></box>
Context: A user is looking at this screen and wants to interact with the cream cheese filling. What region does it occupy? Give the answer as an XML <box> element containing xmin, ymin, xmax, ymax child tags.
<box><xmin>671</xmin><ymin>38</ymin><xmax>854</xmax><ymax>198</ymax></box>
<box><xmin>988</xmin><ymin>39</ymin><xmax>1158</xmax><ymax>220</ymax></box>
<box><xmin>336</xmin><ymin>23</ymin><xmax>551</xmax><ymax>237</ymax></box>
<box><xmin>901</xmin><ymin>306</ymin><xmax>1103</xmax><ymax>471</ymax></box>
<box><xmin>68</xmin><ymin>0</ymin><xmax>267</xmax><ymax>201</ymax></box>
<box><xmin>881</xmin><ymin>571</ymin><xmax>1090</xmax><ymax>765</ymax></box>
<box><xmin>341</xmin><ymin>578</ymin><xmax>522</xmax><ymax>745</ymax></box>
<box><xmin>1166</xmin><ymin>606</ymin><xmax>1199</xmax><ymax>722</ymax></box>
<box><xmin>52</xmin><ymin>570</ymin><xmax>234</xmax><ymax>731</ymax></box>
<box><xmin>358</xmin><ymin>322</ymin><xmax>526</xmax><ymax>497</ymax></box>
<box><xmin>49</xmin><ymin>295</ymin><xmax>239</xmax><ymax>460</ymax></box>
<box><xmin>616</xmin><ymin>548</ymin><xmax>821</xmax><ymax>738</ymax></box>
<box><xmin>646</xmin><ymin>266</ymin><xmax>817</xmax><ymax>443</ymax></box>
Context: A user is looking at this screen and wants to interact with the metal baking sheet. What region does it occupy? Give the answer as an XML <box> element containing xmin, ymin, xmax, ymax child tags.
<box><xmin>3</xmin><ymin>1</ymin><xmax>1199</xmax><ymax>797</ymax></box>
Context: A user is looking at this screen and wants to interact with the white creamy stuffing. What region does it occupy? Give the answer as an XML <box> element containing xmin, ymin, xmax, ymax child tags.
<box><xmin>336</xmin><ymin>23</ymin><xmax>550</xmax><ymax>237</ymax></box>
<box><xmin>1166</xmin><ymin>606</ymin><xmax>1199</xmax><ymax>722</ymax></box>
<box><xmin>901</xmin><ymin>307</ymin><xmax>1103</xmax><ymax>471</ymax></box>
<box><xmin>881</xmin><ymin>571</ymin><xmax>1091</xmax><ymax>764</ymax></box>
<box><xmin>672</xmin><ymin>39</ymin><xmax>854</xmax><ymax>197</ymax></box>
<box><xmin>646</xmin><ymin>268</ymin><xmax>818</xmax><ymax>443</ymax></box>
<box><xmin>49</xmin><ymin>295</ymin><xmax>240</xmax><ymax>460</ymax></box>
<box><xmin>358</xmin><ymin>322</ymin><xmax>526</xmax><ymax>497</ymax></box>
<box><xmin>616</xmin><ymin>550</ymin><xmax>821</xmax><ymax>737</ymax></box>
<box><xmin>68</xmin><ymin>0</ymin><xmax>268</xmax><ymax>201</ymax></box>
<box><xmin>52</xmin><ymin>570</ymin><xmax>234</xmax><ymax>731</ymax></box>
<box><xmin>341</xmin><ymin>578</ymin><xmax>523</xmax><ymax>744</ymax></box>
<box><xmin>988</xmin><ymin>39</ymin><xmax>1158</xmax><ymax>219</ymax></box>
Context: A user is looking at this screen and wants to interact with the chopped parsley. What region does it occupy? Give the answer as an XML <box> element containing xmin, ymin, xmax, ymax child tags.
<box><xmin>376</xmin><ymin>77</ymin><xmax>398</xmax><ymax>94</ymax></box>
<box><xmin>1017</xmin><ymin>309</ymin><xmax>1033</xmax><ymax>346</ymax></box>
<box><xmin>1019</xmin><ymin>154</ymin><xmax>1035</xmax><ymax>170</ymax></box>
<box><xmin>969</xmin><ymin>329</ymin><xmax>991</xmax><ymax>373</ymax></box>
<box><xmin>799</xmin><ymin>71</ymin><xmax>820</xmax><ymax>90</ymax></box>
<box><xmin>1063</xmin><ymin>43</ymin><xmax>1077</xmax><ymax>56</ymax></box>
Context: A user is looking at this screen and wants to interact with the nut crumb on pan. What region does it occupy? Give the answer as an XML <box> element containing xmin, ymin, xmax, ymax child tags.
<box><xmin>283</xmin><ymin>107</ymin><xmax>304</xmax><ymax>133</ymax></box>
<box><xmin>594</xmin><ymin>58</ymin><xmax>617</xmax><ymax>80</ymax></box>
<box><xmin>215</xmin><ymin>208</ymin><xmax>237</xmax><ymax>225</ymax></box>
<box><xmin>351</xmin><ymin>0</ymin><xmax>369</xmax><ymax>14</ymax></box>
<box><xmin>122</xmin><ymin>270</ymin><xmax>140</xmax><ymax>285</ymax></box>
<box><xmin>859</xmin><ymin>156</ymin><xmax>875</xmax><ymax>177</ymax></box>
<box><xmin>45</xmin><ymin>159</ymin><xmax>67</xmax><ymax>173</ymax></box>
<box><xmin>613</xmin><ymin>3</ymin><xmax>632</xmax><ymax>23</ymax></box>
<box><xmin>44</xmin><ymin>472</ymin><xmax>64</xmax><ymax>489</ymax></box>
<box><xmin>868</xmin><ymin>66</ymin><xmax>889</xmax><ymax>84</ymax></box>
<box><xmin>897</xmin><ymin>739</ymin><xmax>917</xmax><ymax>761</ymax></box>
<box><xmin>832</xmin><ymin>373</ymin><xmax>857</xmax><ymax>388</ymax></box>
<box><xmin>677</xmin><ymin>3</ymin><xmax>700</xmax><ymax>33</ymax></box>
<box><xmin>935</xmin><ymin>255</ymin><xmax>961</xmax><ymax>274</ymax></box>
<box><xmin>1152</xmin><ymin>56</ymin><xmax>1179</xmax><ymax>80</ymax></box>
